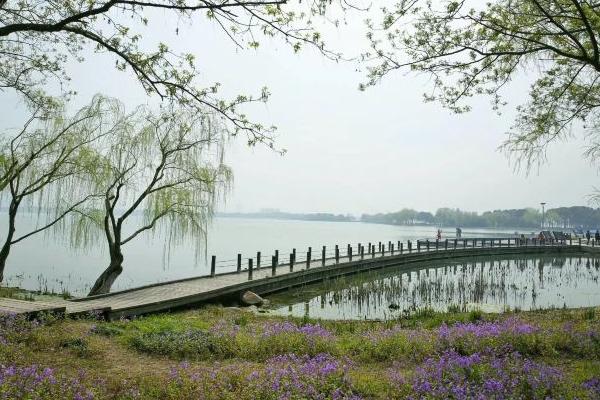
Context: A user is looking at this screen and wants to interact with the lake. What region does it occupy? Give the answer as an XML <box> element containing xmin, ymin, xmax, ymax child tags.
<box><xmin>2</xmin><ymin>213</ymin><xmax>521</xmax><ymax>295</ymax></box>
<box><xmin>266</xmin><ymin>253</ymin><xmax>600</xmax><ymax>320</ymax></box>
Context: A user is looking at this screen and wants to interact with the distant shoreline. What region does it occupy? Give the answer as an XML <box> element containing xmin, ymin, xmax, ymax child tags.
<box><xmin>215</xmin><ymin>213</ymin><xmax>547</xmax><ymax>232</ymax></box>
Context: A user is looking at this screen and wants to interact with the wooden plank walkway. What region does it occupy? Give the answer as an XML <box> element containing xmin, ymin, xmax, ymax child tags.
<box><xmin>0</xmin><ymin>297</ymin><xmax>66</xmax><ymax>316</ymax></box>
<box><xmin>1</xmin><ymin>239</ymin><xmax>594</xmax><ymax>319</ymax></box>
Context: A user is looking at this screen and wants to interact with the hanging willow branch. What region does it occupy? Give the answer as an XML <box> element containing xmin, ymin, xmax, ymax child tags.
<box><xmin>362</xmin><ymin>0</ymin><xmax>600</xmax><ymax>170</ymax></box>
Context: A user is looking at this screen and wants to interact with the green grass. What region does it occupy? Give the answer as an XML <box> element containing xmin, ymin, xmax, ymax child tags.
<box><xmin>3</xmin><ymin>305</ymin><xmax>600</xmax><ymax>399</ymax></box>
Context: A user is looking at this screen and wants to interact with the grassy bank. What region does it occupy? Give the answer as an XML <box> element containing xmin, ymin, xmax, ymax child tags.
<box><xmin>2</xmin><ymin>306</ymin><xmax>600</xmax><ymax>398</ymax></box>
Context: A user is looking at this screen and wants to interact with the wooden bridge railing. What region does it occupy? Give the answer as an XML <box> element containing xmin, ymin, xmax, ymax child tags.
<box><xmin>207</xmin><ymin>236</ymin><xmax>585</xmax><ymax>281</ymax></box>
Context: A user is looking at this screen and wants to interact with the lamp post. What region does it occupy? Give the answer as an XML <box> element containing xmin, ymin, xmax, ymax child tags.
<box><xmin>540</xmin><ymin>202</ymin><xmax>546</xmax><ymax>229</ymax></box>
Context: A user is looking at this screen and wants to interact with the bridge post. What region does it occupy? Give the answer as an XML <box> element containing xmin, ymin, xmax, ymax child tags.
<box><xmin>322</xmin><ymin>246</ymin><xmax>326</xmax><ymax>266</ymax></box>
<box><xmin>335</xmin><ymin>246</ymin><xmax>340</xmax><ymax>263</ymax></box>
<box><xmin>361</xmin><ymin>245</ymin><xmax>364</xmax><ymax>259</ymax></box>
<box><xmin>445</xmin><ymin>239</ymin><xmax>448</xmax><ymax>250</ymax></box>
<box><xmin>307</xmin><ymin>247</ymin><xmax>312</xmax><ymax>268</ymax></box>
<box><xmin>237</xmin><ymin>254</ymin><xmax>242</xmax><ymax>273</ymax></box>
<box><xmin>463</xmin><ymin>239</ymin><xmax>466</xmax><ymax>248</ymax></box>
<box><xmin>293</xmin><ymin>248</ymin><xmax>296</xmax><ymax>262</ymax></box>
<box><xmin>382</xmin><ymin>244</ymin><xmax>385</xmax><ymax>255</ymax></box>
<box><xmin>211</xmin><ymin>255</ymin><xmax>216</xmax><ymax>277</ymax></box>
<box><xmin>368</xmin><ymin>242</ymin><xmax>372</xmax><ymax>253</ymax></box>
<box><xmin>271</xmin><ymin>255</ymin><xmax>277</xmax><ymax>276</ymax></box>
<box><xmin>391</xmin><ymin>243</ymin><xmax>394</xmax><ymax>255</ymax></box>
<box><xmin>426</xmin><ymin>240</ymin><xmax>430</xmax><ymax>252</ymax></box>
<box><xmin>290</xmin><ymin>253</ymin><xmax>294</xmax><ymax>271</ymax></box>
<box><xmin>257</xmin><ymin>252</ymin><xmax>261</xmax><ymax>270</ymax></box>
<box><xmin>400</xmin><ymin>242</ymin><xmax>404</xmax><ymax>254</ymax></box>
<box><xmin>275</xmin><ymin>250</ymin><xmax>279</xmax><ymax>266</ymax></box>
<box><xmin>371</xmin><ymin>245</ymin><xmax>375</xmax><ymax>258</ymax></box>
<box><xmin>388</xmin><ymin>241</ymin><xmax>392</xmax><ymax>253</ymax></box>
<box><xmin>349</xmin><ymin>246</ymin><xmax>353</xmax><ymax>261</ymax></box>
<box><xmin>397</xmin><ymin>241</ymin><xmax>401</xmax><ymax>251</ymax></box>
<box><xmin>453</xmin><ymin>239</ymin><xmax>457</xmax><ymax>250</ymax></box>
<box><xmin>417</xmin><ymin>241</ymin><xmax>421</xmax><ymax>252</ymax></box>
<box><xmin>248</xmin><ymin>258</ymin><xmax>253</xmax><ymax>280</ymax></box>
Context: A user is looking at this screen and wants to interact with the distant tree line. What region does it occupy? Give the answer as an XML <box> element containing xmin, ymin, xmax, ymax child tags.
<box><xmin>361</xmin><ymin>207</ymin><xmax>600</xmax><ymax>229</ymax></box>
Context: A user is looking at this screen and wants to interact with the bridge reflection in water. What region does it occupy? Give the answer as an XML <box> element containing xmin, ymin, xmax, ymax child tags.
<box><xmin>268</xmin><ymin>253</ymin><xmax>600</xmax><ymax>320</ymax></box>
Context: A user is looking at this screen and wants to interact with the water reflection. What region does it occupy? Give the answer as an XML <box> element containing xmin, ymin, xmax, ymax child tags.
<box><xmin>267</xmin><ymin>254</ymin><xmax>600</xmax><ymax>320</ymax></box>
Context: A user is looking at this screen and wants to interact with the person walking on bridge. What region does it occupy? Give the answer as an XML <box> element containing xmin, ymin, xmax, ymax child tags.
<box><xmin>586</xmin><ymin>230</ymin><xmax>591</xmax><ymax>244</ymax></box>
<box><xmin>437</xmin><ymin>229</ymin><xmax>442</xmax><ymax>240</ymax></box>
<box><xmin>595</xmin><ymin>230</ymin><xmax>600</xmax><ymax>243</ymax></box>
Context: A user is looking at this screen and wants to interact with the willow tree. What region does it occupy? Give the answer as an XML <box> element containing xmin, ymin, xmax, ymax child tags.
<box><xmin>70</xmin><ymin>105</ymin><xmax>231</xmax><ymax>295</ymax></box>
<box><xmin>362</xmin><ymin>0</ymin><xmax>600</xmax><ymax>167</ymax></box>
<box><xmin>0</xmin><ymin>95</ymin><xmax>124</xmax><ymax>282</ymax></box>
<box><xmin>0</xmin><ymin>0</ymin><xmax>362</xmax><ymax>146</ymax></box>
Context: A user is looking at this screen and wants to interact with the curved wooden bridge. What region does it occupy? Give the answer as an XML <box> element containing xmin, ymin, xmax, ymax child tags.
<box><xmin>1</xmin><ymin>237</ymin><xmax>596</xmax><ymax>319</ymax></box>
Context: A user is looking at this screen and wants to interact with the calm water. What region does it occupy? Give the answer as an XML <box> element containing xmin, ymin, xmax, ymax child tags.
<box><xmin>266</xmin><ymin>254</ymin><xmax>600</xmax><ymax>320</ymax></box>
<box><xmin>1</xmin><ymin>213</ymin><xmax>520</xmax><ymax>295</ymax></box>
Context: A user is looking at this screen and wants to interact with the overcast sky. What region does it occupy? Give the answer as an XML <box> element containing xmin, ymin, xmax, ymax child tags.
<box><xmin>3</xmin><ymin>6</ymin><xmax>598</xmax><ymax>216</ymax></box>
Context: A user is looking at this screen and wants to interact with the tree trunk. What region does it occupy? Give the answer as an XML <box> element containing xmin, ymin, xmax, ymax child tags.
<box><xmin>88</xmin><ymin>245</ymin><xmax>123</xmax><ymax>296</ymax></box>
<box><xmin>0</xmin><ymin>240</ymin><xmax>10</xmax><ymax>283</ymax></box>
<box><xmin>0</xmin><ymin>200</ymin><xmax>19</xmax><ymax>284</ymax></box>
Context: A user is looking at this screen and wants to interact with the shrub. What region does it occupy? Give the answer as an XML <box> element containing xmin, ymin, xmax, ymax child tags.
<box><xmin>0</xmin><ymin>364</ymin><xmax>97</xmax><ymax>399</ymax></box>
<box><xmin>390</xmin><ymin>350</ymin><xmax>566</xmax><ymax>399</ymax></box>
<box><xmin>158</xmin><ymin>354</ymin><xmax>363</xmax><ymax>400</ymax></box>
<box><xmin>129</xmin><ymin>329</ymin><xmax>232</xmax><ymax>360</ymax></box>
<box><xmin>60</xmin><ymin>337</ymin><xmax>91</xmax><ymax>357</ymax></box>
